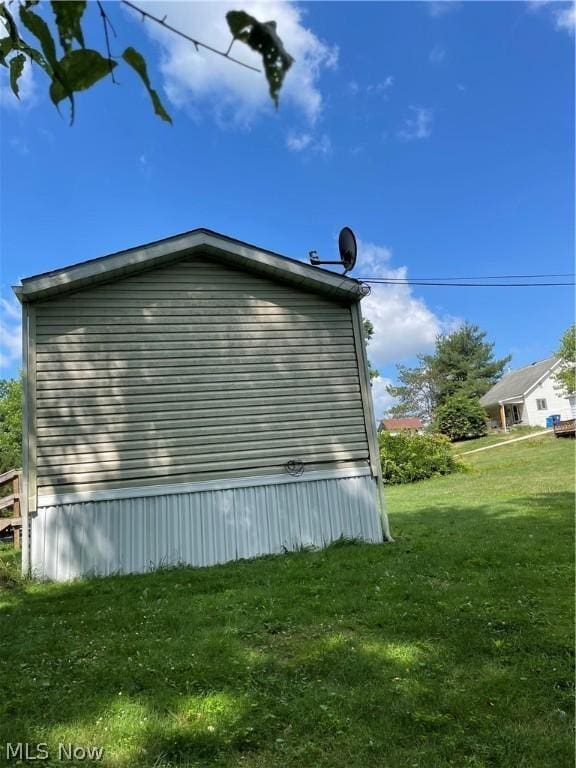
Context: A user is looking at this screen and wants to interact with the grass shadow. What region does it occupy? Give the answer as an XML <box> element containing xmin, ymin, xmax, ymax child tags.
<box><xmin>0</xmin><ymin>491</ymin><xmax>573</xmax><ymax>767</ymax></box>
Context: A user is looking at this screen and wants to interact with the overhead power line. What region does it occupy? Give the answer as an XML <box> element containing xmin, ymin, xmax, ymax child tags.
<box><xmin>361</xmin><ymin>279</ymin><xmax>575</xmax><ymax>287</ymax></box>
<box><xmin>365</xmin><ymin>273</ymin><xmax>574</xmax><ymax>281</ymax></box>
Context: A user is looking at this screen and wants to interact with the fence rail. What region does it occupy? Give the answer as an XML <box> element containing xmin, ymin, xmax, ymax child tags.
<box><xmin>0</xmin><ymin>469</ymin><xmax>23</xmax><ymax>549</ymax></box>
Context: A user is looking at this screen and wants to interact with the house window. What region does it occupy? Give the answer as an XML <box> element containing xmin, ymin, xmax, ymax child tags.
<box><xmin>536</xmin><ymin>399</ymin><xmax>547</xmax><ymax>410</ymax></box>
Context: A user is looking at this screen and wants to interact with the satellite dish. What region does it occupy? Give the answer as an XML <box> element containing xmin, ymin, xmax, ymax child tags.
<box><xmin>338</xmin><ymin>227</ymin><xmax>357</xmax><ymax>273</ymax></box>
<box><xmin>308</xmin><ymin>226</ymin><xmax>358</xmax><ymax>274</ymax></box>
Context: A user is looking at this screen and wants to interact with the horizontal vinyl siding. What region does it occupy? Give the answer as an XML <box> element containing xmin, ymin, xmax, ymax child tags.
<box><xmin>35</xmin><ymin>256</ymin><xmax>369</xmax><ymax>493</ymax></box>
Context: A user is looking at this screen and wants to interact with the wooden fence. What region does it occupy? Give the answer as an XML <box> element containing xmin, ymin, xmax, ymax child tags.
<box><xmin>0</xmin><ymin>469</ymin><xmax>22</xmax><ymax>549</ymax></box>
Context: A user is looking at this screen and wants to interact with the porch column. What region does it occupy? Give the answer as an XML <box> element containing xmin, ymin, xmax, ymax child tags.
<box><xmin>499</xmin><ymin>403</ymin><xmax>506</xmax><ymax>432</ymax></box>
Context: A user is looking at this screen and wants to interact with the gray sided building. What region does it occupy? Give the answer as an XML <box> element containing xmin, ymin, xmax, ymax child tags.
<box><xmin>15</xmin><ymin>229</ymin><xmax>390</xmax><ymax>581</ymax></box>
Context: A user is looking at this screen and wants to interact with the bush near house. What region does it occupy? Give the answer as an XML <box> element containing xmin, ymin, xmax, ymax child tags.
<box><xmin>434</xmin><ymin>393</ymin><xmax>488</xmax><ymax>442</ymax></box>
<box><xmin>379</xmin><ymin>430</ymin><xmax>466</xmax><ymax>484</ymax></box>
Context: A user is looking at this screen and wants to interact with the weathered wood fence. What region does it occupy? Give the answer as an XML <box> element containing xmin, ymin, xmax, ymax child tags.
<box><xmin>0</xmin><ymin>469</ymin><xmax>22</xmax><ymax>549</ymax></box>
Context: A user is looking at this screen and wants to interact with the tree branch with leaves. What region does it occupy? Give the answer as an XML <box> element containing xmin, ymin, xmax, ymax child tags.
<box><xmin>553</xmin><ymin>324</ymin><xmax>576</xmax><ymax>396</ymax></box>
<box><xmin>0</xmin><ymin>0</ymin><xmax>294</xmax><ymax>123</ymax></box>
<box><xmin>362</xmin><ymin>319</ymin><xmax>379</xmax><ymax>382</ymax></box>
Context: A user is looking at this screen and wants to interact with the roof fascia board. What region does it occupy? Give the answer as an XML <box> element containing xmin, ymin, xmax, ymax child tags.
<box><xmin>15</xmin><ymin>230</ymin><xmax>364</xmax><ymax>304</ymax></box>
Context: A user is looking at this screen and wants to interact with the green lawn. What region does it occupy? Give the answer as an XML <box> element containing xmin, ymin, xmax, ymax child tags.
<box><xmin>0</xmin><ymin>438</ymin><xmax>573</xmax><ymax>768</ymax></box>
<box><xmin>451</xmin><ymin>426</ymin><xmax>549</xmax><ymax>455</ymax></box>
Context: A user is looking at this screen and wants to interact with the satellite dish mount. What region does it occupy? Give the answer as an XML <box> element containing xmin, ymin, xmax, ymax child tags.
<box><xmin>309</xmin><ymin>227</ymin><xmax>357</xmax><ymax>275</ymax></box>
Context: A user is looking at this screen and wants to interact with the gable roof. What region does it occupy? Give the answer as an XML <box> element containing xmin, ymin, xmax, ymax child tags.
<box><xmin>379</xmin><ymin>418</ymin><xmax>423</xmax><ymax>431</ymax></box>
<box><xmin>480</xmin><ymin>356</ymin><xmax>560</xmax><ymax>407</ymax></box>
<box><xmin>13</xmin><ymin>228</ymin><xmax>368</xmax><ymax>304</ymax></box>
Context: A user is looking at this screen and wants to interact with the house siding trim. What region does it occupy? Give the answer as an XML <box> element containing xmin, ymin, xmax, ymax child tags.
<box><xmin>349</xmin><ymin>302</ymin><xmax>392</xmax><ymax>541</ymax></box>
<box><xmin>37</xmin><ymin>466</ymin><xmax>372</xmax><ymax>507</ymax></box>
<box><xmin>21</xmin><ymin>302</ymin><xmax>33</xmax><ymax>574</ymax></box>
<box><xmin>18</xmin><ymin>230</ymin><xmax>367</xmax><ymax>304</ymax></box>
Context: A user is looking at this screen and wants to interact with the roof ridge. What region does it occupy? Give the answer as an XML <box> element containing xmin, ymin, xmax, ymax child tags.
<box><xmin>505</xmin><ymin>355</ymin><xmax>558</xmax><ymax>374</ymax></box>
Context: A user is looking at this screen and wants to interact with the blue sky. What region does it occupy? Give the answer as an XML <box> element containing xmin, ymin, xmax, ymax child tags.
<box><xmin>1</xmin><ymin>0</ymin><xmax>574</xmax><ymax>416</ymax></box>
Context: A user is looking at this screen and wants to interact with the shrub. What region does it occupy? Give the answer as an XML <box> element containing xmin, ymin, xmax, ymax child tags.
<box><xmin>379</xmin><ymin>431</ymin><xmax>466</xmax><ymax>484</ymax></box>
<box><xmin>435</xmin><ymin>394</ymin><xmax>488</xmax><ymax>442</ymax></box>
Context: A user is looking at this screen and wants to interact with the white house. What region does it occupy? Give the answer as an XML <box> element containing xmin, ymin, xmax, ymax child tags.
<box><xmin>480</xmin><ymin>356</ymin><xmax>575</xmax><ymax>429</ymax></box>
<box><xmin>14</xmin><ymin>228</ymin><xmax>391</xmax><ymax>581</ymax></box>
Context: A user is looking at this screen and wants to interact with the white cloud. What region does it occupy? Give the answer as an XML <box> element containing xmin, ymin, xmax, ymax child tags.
<box><xmin>0</xmin><ymin>56</ymin><xmax>36</xmax><ymax>111</ymax></box>
<box><xmin>131</xmin><ymin>1</ymin><xmax>338</xmax><ymax>126</ymax></box>
<box><xmin>397</xmin><ymin>107</ymin><xmax>433</xmax><ymax>141</ymax></box>
<box><xmin>555</xmin><ymin>4</ymin><xmax>576</xmax><ymax>31</ymax></box>
<box><xmin>355</xmin><ymin>240</ymin><xmax>459</xmax><ymax>368</ymax></box>
<box><xmin>429</xmin><ymin>44</ymin><xmax>446</xmax><ymax>64</ymax></box>
<box><xmin>286</xmin><ymin>132</ymin><xmax>312</xmax><ymax>151</ymax></box>
<box><xmin>0</xmin><ymin>296</ymin><xmax>22</xmax><ymax>373</ymax></box>
<box><xmin>366</xmin><ymin>76</ymin><xmax>394</xmax><ymax>95</ymax></box>
<box><xmin>370</xmin><ymin>376</ymin><xmax>396</xmax><ymax>420</ymax></box>
<box><xmin>348</xmin><ymin>76</ymin><xmax>394</xmax><ymax>98</ymax></box>
<box><xmin>528</xmin><ymin>1</ymin><xmax>575</xmax><ymax>33</ymax></box>
<box><xmin>286</xmin><ymin>131</ymin><xmax>331</xmax><ymax>154</ymax></box>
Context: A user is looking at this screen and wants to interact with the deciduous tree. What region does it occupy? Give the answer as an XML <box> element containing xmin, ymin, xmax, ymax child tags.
<box><xmin>0</xmin><ymin>377</ymin><xmax>23</xmax><ymax>474</ymax></box>
<box><xmin>385</xmin><ymin>355</ymin><xmax>438</xmax><ymax>422</ymax></box>
<box><xmin>553</xmin><ymin>324</ymin><xmax>576</xmax><ymax>395</ymax></box>
<box><xmin>362</xmin><ymin>319</ymin><xmax>379</xmax><ymax>381</ymax></box>
<box><xmin>434</xmin><ymin>393</ymin><xmax>488</xmax><ymax>442</ymax></box>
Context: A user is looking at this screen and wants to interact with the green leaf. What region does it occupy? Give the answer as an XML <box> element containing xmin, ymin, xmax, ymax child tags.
<box><xmin>9</xmin><ymin>53</ymin><xmax>25</xmax><ymax>98</ymax></box>
<box><xmin>0</xmin><ymin>6</ymin><xmax>49</xmax><ymax>74</ymax></box>
<box><xmin>48</xmin><ymin>49</ymin><xmax>116</xmax><ymax>105</ymax></box>
<box><xmin>226</xmin><ymin>11</ymin><xmax>293</xmax><ymax>107</ymax></box>
<box><xmin>51</xmin><ymin>1</ymin><xmax>86</xmax><ymax>52</ymax></box>
<box><xmin>18</xmin><ymin>40</ymin><xmax>51</xmax><ymax>75</ymax></box>
<box><xmin>0</xmin><ymin>36</ymin><xmax>13</xmax><ymax>68</ymax></box>
<box><xmin>18</xmin><ymin>2</ymin><xmax>75</xmax><ymax>115</ymax></box>
<box><xmin>0</xmin><ymin>3</ymin><xmax>21</xmax><ymax>46</ymax></box>
<box><xmin>122</xmin><ymin>46</ymin><xmax>172</xmax><ymax>124</ymax></box>
<box><xmin>19</xmin><ymin>4</ymin><xmax>58</xmax><ymax>68</ymax></box>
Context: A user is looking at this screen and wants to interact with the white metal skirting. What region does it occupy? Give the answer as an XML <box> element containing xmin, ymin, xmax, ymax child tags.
<box><xmin>31</xmin><ymin>472</ymin><xmax>382</xmax><ymax>581</ymax></box>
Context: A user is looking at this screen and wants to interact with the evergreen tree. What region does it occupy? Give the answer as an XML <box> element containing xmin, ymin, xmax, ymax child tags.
<box><xmin>431</xmin><ymin>322</ymin><xmax>511</xmax><ymax>405</ymax></box>
<box><xmin>386</xmin><ymin>323</ymin><xmax>509</xmax><ymax>421</ymax></box>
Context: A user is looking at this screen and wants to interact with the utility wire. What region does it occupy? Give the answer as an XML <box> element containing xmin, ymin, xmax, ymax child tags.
<box><xmin>363</xmin><ymin>273</ymin><xmax>574</xmax><ymax>281</ymax></box>
<box><xmin>360</xmin><ymin>279</ymin><xmax>574</xmax><ymax>287</ymax></box>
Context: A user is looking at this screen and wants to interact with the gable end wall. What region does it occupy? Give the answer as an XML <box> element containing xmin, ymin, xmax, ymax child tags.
<box><xmin>32</xmin><ymin>254</ymin><xmax>371</xmax><ymax>495</ymax></box>
<box><xmin>523</xmin><ymin>373</ymin><xmax>573</xmax><ymax>426</ymax></box>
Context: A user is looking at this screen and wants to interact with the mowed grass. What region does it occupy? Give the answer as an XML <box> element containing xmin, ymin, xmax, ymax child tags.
<box><xmin>451</xmin><ymin>426</ymin><xmax>548</xmax><ymax>455</ymax></box>
<box><xmin>0</xmin><ymin>438</ymin><xmax>573</xmax><ymax>768</ymax></box>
